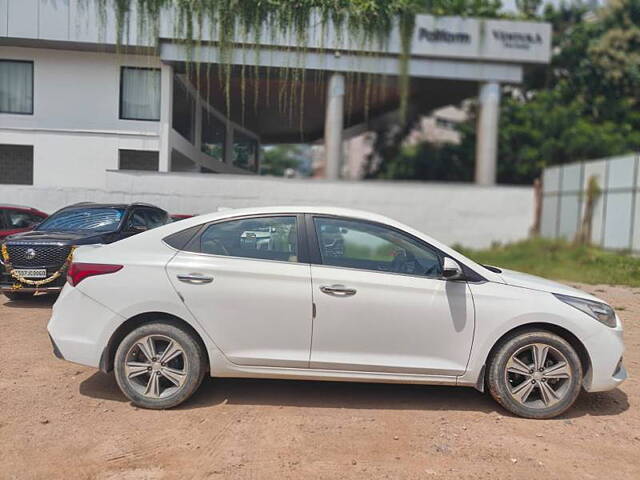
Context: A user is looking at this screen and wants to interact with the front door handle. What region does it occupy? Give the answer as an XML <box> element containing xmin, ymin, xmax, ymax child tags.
<box><xmin>176</xmin><ymin>273</ymin><xmax>214</xmax><ymax>284</ymax></box>
<box><xmin>320</xmin><ymin>284</ymin><xmax>357</xmax><ymax>297</ymax></box>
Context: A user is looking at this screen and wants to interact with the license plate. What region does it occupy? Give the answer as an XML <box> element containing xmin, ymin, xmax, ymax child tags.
<box><xmin>14</xmin><ymin>268</ymin><xmax>47</xmax><ymax>279</ymax></box>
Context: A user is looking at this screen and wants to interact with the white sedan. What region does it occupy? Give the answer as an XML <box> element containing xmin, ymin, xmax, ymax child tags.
<box><xmin>47</xmin><ymin>206</ymin><xmax>626</xmax><ymax>418</ymax></box>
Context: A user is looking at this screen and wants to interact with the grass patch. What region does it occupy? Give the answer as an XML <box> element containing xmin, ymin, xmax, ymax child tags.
<box><xmin>456</xmin><ymin>238</ymin><xmax>640</xmax><ymax>287</ymax></box>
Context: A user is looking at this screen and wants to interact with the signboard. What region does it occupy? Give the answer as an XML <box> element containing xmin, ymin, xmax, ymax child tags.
<box><xmin>411</xmin><ymin>16</ymin><xmax>551</xmax><ymax>64</ymax></box>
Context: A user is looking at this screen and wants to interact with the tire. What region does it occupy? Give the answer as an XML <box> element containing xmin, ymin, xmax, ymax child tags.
<box><xmin>3</xmin><ymin>291</ymin><xmax>35</xmax><ymax>302</ymax></box>
<box><xmin>487</xmin><ymin>330</ymin><xmax>583</xmax><ymax>419</ymax></box>
<box><xmin>114</xmin><ymin>321</ymin><xmax>207</xmax><ymax>409</ymax></box>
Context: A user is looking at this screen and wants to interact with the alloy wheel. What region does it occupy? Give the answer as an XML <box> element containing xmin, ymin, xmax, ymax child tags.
<box><xmin>504</xmin><ymin>342</ymin><xmax>573</xmax><ymax>409</ymax></box>
<box><xmin>123</xmin><ymin>334</ymin><xmax>189</xmax><ymax>399</ymax></box>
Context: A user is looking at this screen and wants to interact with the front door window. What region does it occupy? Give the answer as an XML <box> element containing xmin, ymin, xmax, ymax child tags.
<box><xmin>314</xmin><ymin>217</ymin><xmax>442</xmax><ymax>277</ymax></box>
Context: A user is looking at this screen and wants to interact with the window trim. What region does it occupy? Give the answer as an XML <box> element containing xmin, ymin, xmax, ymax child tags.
<box><xmin>305</xmin><ymin>214</ymin><xmax>486</xmax><ymax>282</ymax></box>
<box><xmin>0</xmin><ymin>59</ymin><xmax>34</xmax><ymax>115</ymax></box>
<box><xmin>179</xmin><ymin>213</ymin><xmax>309</xmax><ymax>265</ymax></box>
<box><xmin>119</xmin><ymin>66</ymin><xmax>161</xmax><ymax>122</ymax></box>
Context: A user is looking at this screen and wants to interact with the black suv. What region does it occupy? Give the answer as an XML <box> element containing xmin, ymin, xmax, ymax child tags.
<box><xmin>1</xmin><ymin>202</ymin><xmax>168</xmax><ymax>301</ymax></box>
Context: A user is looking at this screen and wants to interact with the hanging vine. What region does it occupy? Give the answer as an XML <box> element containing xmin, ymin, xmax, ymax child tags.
<box><xmin>97</xmin><ymin>0</ymin><xmax>426</xmax><ymax>129</ymax></box>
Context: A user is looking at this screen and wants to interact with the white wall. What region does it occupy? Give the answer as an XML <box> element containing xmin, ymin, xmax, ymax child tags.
<box><xmin>0</xmin><ymin>47</ymin><xmax>161</xmax><ymax>188</ymax></box>
<box><xmin>1</xmin><ymin>172</ymin><xmax>533</xmax><ymax>248</ymax></box>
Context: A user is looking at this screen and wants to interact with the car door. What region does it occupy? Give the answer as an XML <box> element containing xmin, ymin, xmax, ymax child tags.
<box><xmin>166</xmin><ymin>214</ymin><xmax>313</xmax><ymax>368</ymax></box>
<box><xmin>308</xmin><ymin>216</ymin><xmax>475</xmax><ymax>376</ymax></box>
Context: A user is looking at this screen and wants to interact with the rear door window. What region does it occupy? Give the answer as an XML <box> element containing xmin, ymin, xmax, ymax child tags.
<box><xmin>198</xmin><ymin>216</ymin><xmax>298</xmax><ymax>263</ymax></box>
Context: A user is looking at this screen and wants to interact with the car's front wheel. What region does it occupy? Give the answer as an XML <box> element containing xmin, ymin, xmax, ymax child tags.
<box><xmin>114</xmin><ymin>321</ymin><xmax>207</xmax><ymax>409</ymax></box>
<box><xmin>487</xmin><ymin>330</ymin><xmax>583</xmax><ymax>419</ymax></box>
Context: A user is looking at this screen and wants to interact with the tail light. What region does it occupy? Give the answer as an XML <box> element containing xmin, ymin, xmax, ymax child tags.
<box><xmin>67</xmin><ymin>262</ymin><xmax>123</xmax><ymax>286</ymax></box>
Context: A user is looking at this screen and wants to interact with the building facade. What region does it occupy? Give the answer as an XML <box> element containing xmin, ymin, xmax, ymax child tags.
<box><xmin>1</xmin><ymin>0</ymin><xmax>551</xmax><ymax>189</ymax></box>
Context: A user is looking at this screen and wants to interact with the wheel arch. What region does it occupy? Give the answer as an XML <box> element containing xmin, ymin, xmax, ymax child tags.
<box><xmin>477</xmin><ymin>322</ymin><xmax>592</xmax><ymax>392</ymax></box>
<box><xmin>99</xmin><ymin>311</ymin><xmax>210</xmax><ymax>373</ymax></box>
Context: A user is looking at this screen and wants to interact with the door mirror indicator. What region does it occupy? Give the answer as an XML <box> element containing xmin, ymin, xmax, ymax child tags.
<box><xmin>442</xmin><ymin>257</ymin><xmax>464</xmax><ymax>280</ymax></box>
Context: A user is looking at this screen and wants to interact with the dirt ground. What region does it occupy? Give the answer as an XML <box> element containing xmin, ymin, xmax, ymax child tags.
<box><xmin>0</xmin><ymin>284</ymin><xmax>638</xmax><ymax>480</ymax></box>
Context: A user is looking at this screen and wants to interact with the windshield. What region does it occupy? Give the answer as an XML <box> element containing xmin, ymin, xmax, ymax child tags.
<box><xmin>37</xmin><ymin>207</ymin><xmax>125</xmax><ymax>232</ymax></box>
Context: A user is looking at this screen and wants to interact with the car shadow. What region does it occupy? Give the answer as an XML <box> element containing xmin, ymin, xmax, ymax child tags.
<box><xmin>565</xmin><ymin>388</ymin><xmax>630</xmax><ymax>418</ymax></box>
<box><xmin>78</xmin><ymin>372</ymin><xmax>630</xmax><ymax>418</ymax></box>
<box><xmin>2</xmin><ymin>293</ymin><xmax>57</xmax><ymax>309</ymax></box>
<box><xmin>79</xmin><ymin>372</ymin><xmax>128</xmax><ymax>403</ymax></box>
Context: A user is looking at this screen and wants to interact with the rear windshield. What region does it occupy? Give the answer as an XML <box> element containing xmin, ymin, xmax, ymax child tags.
<box><xmin>37</xmin><ymin>208</ymin><xmax>125</xmax><ymax>232</ymax></box>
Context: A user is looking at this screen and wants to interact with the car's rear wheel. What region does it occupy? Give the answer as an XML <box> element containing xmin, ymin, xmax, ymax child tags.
<box><xmin>3</xmin><ymin>291</ymin><xmax>35</xmax><ymax>302</ymax></box>
<box><xmin>114</xmin><ymin>322</ymin><xmax>206</xmax><ymax>409</ymax></box>
<box><xmin>487</xmin><ymin>330</ymin><xmax>583</xmax><ymax>419</ymax></box>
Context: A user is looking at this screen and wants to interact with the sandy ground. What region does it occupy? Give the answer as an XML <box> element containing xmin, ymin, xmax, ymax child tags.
<box><xmin>0</xmin><ymin>283</ymin><xmax>638</xmax><ymax>480</ymax></box>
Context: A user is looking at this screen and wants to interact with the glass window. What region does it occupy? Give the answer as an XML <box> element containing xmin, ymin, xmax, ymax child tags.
<box><xmin>0</xmin><ymin>144</ymin><xmax>33</xmax><ymax>185</ymax></box>
<box><xmin>233</xmin><ymin>129</ymin><xmax>259</xmax><ymax>172</ymax></box>
<box><xmin>0</xmin><ymin>60</ymin><xmax>33</xmax><ymax>114</ymax></box>
<box><xmin>37</xmin><ymin>208</ymin><xmax>125</xmax><ymax>232</ymax></box>
<box><xmin>6</xmin><ymin>209</ymin><xmax>43</xmax><ymax>228</ymax></box>
<box><xmin>172</xmin><ymin>77</ymin><xmax>195</xmax><ymax>142</ymax></box>
<box><xmin>201</xmin><ymin>108</ymin><xmax>226</xmax><ymax>160</ymax></box>
<box><xmin>199</xmin><ymin>216</ymin><xmax>298</xmax><ymax>262</ymax></box>
<box><xmin>314</xmin><ymin>217</ymin><xmax>442</xmax><ymax>277</ymax></box>
<box><xmin>144</xmin><ymin>209</ymin><xmax>168</xmax><ymax>228</ymax></box>
<box><xmin>120</xmin><ymin>67</ymin><xmax>160</xmax><ymax>121</ymax></box>
<box><xmin>127</xmin><ymin>209</ymin><xmax>167</xmax><ymax>230</ymax></box>
<box><xmin>119</xmin><ymin>149</ymin><xmax>159</xmax><ymax>171</ymax></box>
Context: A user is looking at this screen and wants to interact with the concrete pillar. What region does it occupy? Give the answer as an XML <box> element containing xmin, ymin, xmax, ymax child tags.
<box><xmin>475</xmin><ymin>81</ymin><xmax>501</xmax><ymax>185</ymax></box>
<box><xmin>324</xmin><ymin>73</ymin><xmax>345</xmax><ymax>180</ymax></box>
<box><xmin>194</xmin><ymin>95</ymin><xmax>203</xmax><ymax>152</ymax></box>
<box><xmin>224</xmin><ymin>119</ymin><xmax>234</xmax><ymax>165</ymax></box>
<box><xmin>159</xmin><ymin>63</ymin><xmax>174</xmax><ymax>172</ymax></box>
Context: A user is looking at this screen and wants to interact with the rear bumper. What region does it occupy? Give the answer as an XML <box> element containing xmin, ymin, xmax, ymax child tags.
<box><xmin>47</xmin><ymin>286</ymin><xmax>124</xmax><ymax>368</ymax></box>
<box><xmin>49</xmin><ymin>334</ymin><xmax>64</xmax><ymax>360</ymax></box>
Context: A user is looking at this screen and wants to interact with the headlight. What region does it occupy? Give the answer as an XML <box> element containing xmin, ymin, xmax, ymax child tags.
<box><xmin>554</xmin><ymin>293</ymin><xmax>617</xmax><ymax>327</ymax></box>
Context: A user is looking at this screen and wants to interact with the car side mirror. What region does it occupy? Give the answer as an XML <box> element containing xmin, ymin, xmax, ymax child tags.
<box><xmin>442</xmin><ymin>257</ymin><xmax>464</xmax><ymax>280</ymax></box>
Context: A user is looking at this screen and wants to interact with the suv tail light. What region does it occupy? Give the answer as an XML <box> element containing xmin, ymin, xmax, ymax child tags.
<box><xmin>67</xmin><ymin>263</ymin><xmax>123</xmax><ymax>286</ymax></box>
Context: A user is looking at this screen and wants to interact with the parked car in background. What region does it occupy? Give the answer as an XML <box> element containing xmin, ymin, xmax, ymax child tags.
<box><xmin>1</xmin><ymin>202</ymin><xmax>168</xmax><ymax>301</ymax></box>
<box><xmin>0</xmin><ymin>204</ymin><xmax>48</xmax><ymax>240</ymax></box>
<box><xmin>47</xmin><ymin>206</ymin><xmax>625</xmax><ymax>418</ymax></box>
<box><xmin>170</xmin><ymin>214</ymin><xmax>193</xmax><ymax>222</ymax></box>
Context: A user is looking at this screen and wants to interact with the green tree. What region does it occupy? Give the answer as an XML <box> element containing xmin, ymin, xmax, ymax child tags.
<box><xmin>372</xmin><ymin>0</ymin><xmax>640</xmax><ymax>184</ymax></box>
<box><xmin>260</xmin><ymin>145</ymin><xmax>312</xmax><ymax>177</ymax></box>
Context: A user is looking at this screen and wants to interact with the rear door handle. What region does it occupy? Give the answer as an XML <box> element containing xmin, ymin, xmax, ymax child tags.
<box><xmin>320</xmin><ymin>284</ymin><xmax>357</xmax><ymax>297</ymax></box>
<box><xmin>177</xmin><ymin>273</ymin><xmax>214</xmax><ymax>284</ymax></box>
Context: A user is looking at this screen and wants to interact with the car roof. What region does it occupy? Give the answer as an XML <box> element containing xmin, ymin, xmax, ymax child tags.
<box><xmin>85</xmin><ymin>205</ymin><xmax>506</xmax><ymax>284</ymax></box>
<box><xmin>0</xmin><ymin>204</ymin><xmax>41</xmax><ymax>210</ymax></box>
<box><xmin>58</xmin><ymin>202</ymin><xmax>166</xmax><ymax>211</ymax></box>
<box><xmin>159</xmin><ymin>206</ymin><xmax>404</xmax><ymax>229</ymax></box>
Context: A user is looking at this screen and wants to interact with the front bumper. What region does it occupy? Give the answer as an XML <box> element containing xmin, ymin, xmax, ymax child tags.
<box><xmin>1</xmin><ymin>286</ymin><xmax>63</xmax><ymax>293</ymax></box>
<box><xmin>1</xmin><ymin>267</ymin><xmax>67</xmax><ymax>292</ymax></box>
<box><xmin>582</xmin><ymin>321</ymin><xmax>627</xmax><ymax>392</ymax></box>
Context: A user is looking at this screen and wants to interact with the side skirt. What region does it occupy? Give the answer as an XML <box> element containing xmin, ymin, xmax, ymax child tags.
<box><xmin>210</xmin><ymin>363</ymin><xmax>459</xmax><ymax>387</ymax></box>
